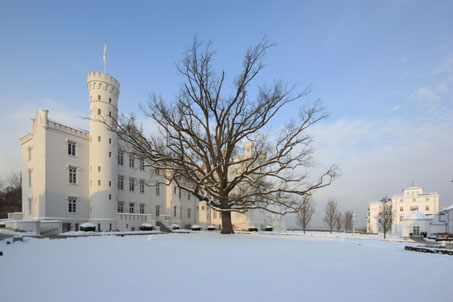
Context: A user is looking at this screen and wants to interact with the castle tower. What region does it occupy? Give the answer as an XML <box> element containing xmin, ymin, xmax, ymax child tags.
<box><xmin>87</xmin><ymin>72</ymin><xmax>120</xmax><ymax>231</ymax></box>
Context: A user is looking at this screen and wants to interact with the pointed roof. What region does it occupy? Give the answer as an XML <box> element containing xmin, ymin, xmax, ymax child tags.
<box><xmin>403</xmin><ymin>210</ymin><xmax>431</xmax><ymax>220</ymax></box>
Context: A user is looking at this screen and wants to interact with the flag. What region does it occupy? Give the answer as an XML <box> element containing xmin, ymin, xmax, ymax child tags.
<box><xmin>103</xmin><ymin>41</ymin><xmax>107</xmax><ymax>63</ymax></box>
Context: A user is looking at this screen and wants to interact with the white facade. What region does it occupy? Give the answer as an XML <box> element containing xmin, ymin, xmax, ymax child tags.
<box><xmin>367</xmin><ymin>187</ymin><xmax>439</xmax><ymax>236</ymax></box>
<box><xmin>8</xmin><ymin>71</ymin><xmax>277</xmax><ymax>234</ymax></box>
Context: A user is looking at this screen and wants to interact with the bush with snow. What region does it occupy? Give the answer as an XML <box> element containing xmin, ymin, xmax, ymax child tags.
<box><xmin>79</xmin><ymin>223</ymin><xmax>96</xmax><ymax>232</ymax></box>
<box><xmin>191</xmin><ymin>225</ymin><xmax>201</xmax><ymax>231</ymax></box>
<box><xmin>248</xmin><ymin>226</ymin><xmax>258</xmax><ymax>232</ymax></box>
<box><xmin>264</xmin><ymin>225</ymin><xmax>273</xmax><ymax>231</ymax></box>
<box><xmin>207</xmin><ymin>225</ymin><xmax>216</xmax><ymax>231</ymax></box>
<box><xmin>139</xmin><ymin>224</ymin><xmax>153</xmax><ymax>231</ymax></box>
<box><xmin>171</xmin><ymin>224</ymin><xmax>180</xmax><ymax>230</ymax></box>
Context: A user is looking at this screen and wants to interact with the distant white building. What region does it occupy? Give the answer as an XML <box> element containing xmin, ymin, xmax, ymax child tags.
<box><xmin>5</xmin><ymin>71</ymin><xmax>284</xmax><ymax>234</ymax></box>
<box><xmin>367</xmin><ymin>187</ymin><xmax>439</xmax><ymax>236</ymax></box>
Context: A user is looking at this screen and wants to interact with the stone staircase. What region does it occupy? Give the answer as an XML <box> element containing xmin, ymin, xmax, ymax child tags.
<box><xmin>156</xmin><ymin>221</ymin><xmax>172</xmax><ymax>233</ymax></box>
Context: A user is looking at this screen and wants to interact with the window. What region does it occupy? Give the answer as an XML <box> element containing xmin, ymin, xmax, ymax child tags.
<box><xmin>400</xmin><ymin>207</ymin><xmax>403</xmax><ymax>212</ymax></box>
<box><xmin>109</xmin><ymin>138</ymin><xmax>112</xmax><ymax>144</ymax></box>
<box><xmin>68</xmin><ymin>197</ymin><xmax>77</xmax><ymax>213</ymax></box>
<box><xmin>129</xmin><ymin>203</ymin><xmax>135</xmax><ymax>213</ymax></box>
<box><xmin>109</xmin><ymin>97</ymin><xmax>112</xmax><ymax>103</ymax></box>
<box><xmin>28</xmin><ymin>147</ymin><xmax>32</xmax><ymax>160</ymax></box>
<box><xmin>28</xmin><ymin>197</ymin><xmax>32</xmax><ymax>214</ymax></box>
<box><xmin>155</xmin><ymin>182</ymin><xmax>160</xmax><ymax>196</ymax></box>
<box><xmin>109</xmin><ymin>152</ymin><xmax>111</xmax><ymax>158</ymax></box>
<box><xmin>410</xmin><ymin>206</ymin><xmax>418</xmax><ymax>211</ymax></box>
<box><xmin>187</xmin><ymin>208</ymin><xmax>191</xmax><ymax>218</ymax></box>
<box><xmin>98</xmin><ymin>166</ymin><xmax>101</xmax><ymax>172</ymax></box>
<box><xmin>140</xmin><ymin>203</ymin><xmax>145</xmax><ymax>214</ymax></box>
<box><xmin>129</xmin><ymin>156</ymin><xmax>135</xmax><ymax>168</ymax></box>
<box><xmin>117</xmin><ymin>202</ymin><xmax>124</xmax><ymax>213</ymax></box>
<box><xmin>109</xmin><ymin>194</ymin><xmax>111</xmax><ymax>200</ymax></box>
<box><xmin>98</xmin><ymin>136</ymin><xmax>101</xmax><ymax>142</ymax></box>
<box><xmin>98</xmin><ymin>180</ymin><xmax>101</xmax><ymax>186</ymax></box>
<box><xmin>155</xmin><ymin>168</ymin><xmax>160</xmax><ymax>175</ymax></box>
<box><xmin>179</xmin><ymin>189</ymin><xmax>181</xmax><ymax>199</ymax></box>
<box><xmin>28</xmin><ymin>169</ymin><xmax>32</xmax><ymax>187</ymax></box>
<box><xmin>118</xmin><ymin>175</ymin><xmax>124</xmax><ymax>190</ymax></box>
<box><xmin>98</xmin><ymin>95</ymin><xmax>101</xmax><ymax>100</ymax></box>
<box><xmin>155</xmin><ymin>205</ymin><xmax>160</xmax><ymax>217</ymax></box>
<box><xmin>129</xmin><ymin>177</ymin><xmax>135</xmax><ymax>192</ymax></box>
<box><xmin>174</xmin><ymin>205</ymin><xmax>177</xmax><ymax>217</ymax></box>
<box><xmin>425</xmin><ymin>206</ymin><xmax>429</xmax><ymax>211</ymax></box>
<box><xmin>140</xmin><ymin>159</ymin><xmax>145</xmax><ymax>171</ymax></box>
<box><xmin>109</xmin><ymin>111</ymin><xmax>111</xmax><ymax>117</ymax></box>
<box><xmin>67</xmin><ymin>142</ymin><xmax>76</xmax><ymax>156</ymax></box>
<box><xmin>98</xmin><ymin>109</ymin><xmax>101</xmax><ymax>115</ymax></box>
<box><xmin>140</xmin><ymin>179</ymin><xmax>145</xmax><ymax>193</ymax></box>
<box><xmin>109</xmin><ymin>181</ymin><xmax>111</xmax><ymax>187</ymax></box>
<box><xmin>69</xmin><ymin>167</ymin><xmax>77</xmax><ymax>184</ymax></box>
<box><xmin>412</xmin><ymin>198</ymin><xmax>416</xmax><ymax>202</ymax></box>
<box><xmin>400</xmin><ymin>216</ymin><xmax>403</xmax><ymax>222</ymax></box>
<box><xmin>174</xmin><ymin>186</ymin><xmax>177</xmax><ymax>194</ymax></box>
<box><xmin>188</xmin><ymin>193</ymin><xmax>191</xmax><ymax>200</ymax></box>
<box><xmin>425</xmin><ymin>198</ymin><xmax>429</xmax><ymax>201</ymax></box>
<box><xmin>118</xmin><ymin>151</ymin><xmax>124</xmax><ymax>165</ymax></box>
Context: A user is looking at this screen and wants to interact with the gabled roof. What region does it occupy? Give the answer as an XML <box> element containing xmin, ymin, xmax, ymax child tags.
<box><xmin>403</xmin><ymin>210</ymin><xmax>431</xmax><ymax>221</ymax></box>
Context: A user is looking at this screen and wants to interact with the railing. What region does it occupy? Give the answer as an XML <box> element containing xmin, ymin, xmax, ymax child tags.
<box><xmin>40</xmin><ymin>228</ymin><xmax>59</xmax><ymax>236</ymax></box>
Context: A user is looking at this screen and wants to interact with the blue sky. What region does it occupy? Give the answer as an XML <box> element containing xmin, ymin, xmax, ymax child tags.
<box><xmin>1</xmin><ymin>0</ymin><xmax>453</xmax><ymax>227</ymax></box>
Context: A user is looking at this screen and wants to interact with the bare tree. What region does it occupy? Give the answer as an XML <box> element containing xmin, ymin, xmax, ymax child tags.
<box><xmin>335</xmin><ymin>211</ymin><xmax>343</xmax><ymax>232</ymax></box>
<box><xmin>0</xmin><ymin>172</ymin><xmax>22</xmax><ymax>218</ymax></box>
<box><xmin>5</xmin><ymin>171</ymin><xmax>21</xmax><ymax>191</ymax></box>
<box><xmin>323</xmin><ymin>199</ymin><xmax>337</xmax><ymax>234</ymax></box>
<box><xmin>344</xmin><ymin>211</ymin><xmax>354</xmax><ymax>233</ymax></box>
<box><xmin>296</xmin><ymin>197</ymin><xmax>316</xmax><ymax>233</ymax></box>
<box><xmin>376</xmin><ymin>196</ymin><xmax>393</xmax><ymax>239</ymax></box>
<box><xmin>112</xmin><ymin>38</ymin><xmax>337</xmax><ymax>234</ymax></box>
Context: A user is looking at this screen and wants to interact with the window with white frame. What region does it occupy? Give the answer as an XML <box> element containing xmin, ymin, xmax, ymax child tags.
<box><xmin>140</xmin><ymin>203</ymin><xmax>145</xmax><ymax>214</ymax></box>
<box><xmin>129</xmin><ymin>203</ymin><xmax>135</xmax><ymax>213</ymax></box>
<box><xmin>118</xmin><ymin>175</ymin><xmax>124</xmax><ymax>190</ymax></box>
<box><xmin>28</xmin><ymin>169</ymin><xmax>32</xmax><ymax>187</ymax></box>
<box><xmin>425</xmin><ymin>206</ymin><xmax>429</xmax><ymax>211</ymax></box>
<box><xmin>118</xmin><ymin>201</ymin><xmax>124</xmax><ymax>213</ymax></box>
<box><xmin>174</xmin><ymin>205</ymin><xmax>177</xmax><ymax>217</ymax></box>
<box><xmin>155</xmin><ymin>205</ymin><xmax>160</xmax><ymax>217</ymax></box>
<box><xmin>129</xmin><ymin>177</ymin><xmax>135</xmax><ymax>192</ymax></box>
<box><xmin>400</xmin><ymin>216</ymin><xmax>403</xmax><ymax>222</ymax></box>
<box><xmin>400</xmin><ymin>207</ymin><xmax>403</xmax><ymax>212</ymax></box>
<box><xmin>129</xmin><ymin>156</ymin><xmax>134</xmax><ymax>168</ymax></box>
<box><xmin>68</xmin><ymin>141</ymin><xmax>76</xmax><ymax>156</ymax></box>
<box><xmin>140</xmin><ymin>159</ymin><xmax>145</xmax><ymax>171</ymax></box>
<box><xmin>410</xmin><ymin>206</ymin><xmax>418</xmax><ymax>211</ymax></box>
<box><xmin>187</xmin><ymin>208</ymin><xmax>191</xmax><ymax>218</ymax></box>
<box><xmin>118</xmin><ymin>151</ymin><xmax>124</xmax><ymax>165</ymax></box>
<box><xmin>28</xmin><ymin>147</ymin><xmax>32</xmax><ymax>161</ymax></box>
<box><xmin>68</xmin><ymin>197</ymin><xmax>77</xmax><ymax>213</ymax></box>
<box><xmin>69</xmin><ymin>167</ymin><xmax>77</xmax><ymax>184</ymax></box>
<box><xmin>140</xmin><ymin>179</ymin><xmax>145</xmax><ymax>193</ymax></box>
<box><xmin>28</xmin><ymin>197</ymin><xmax>32</xmax><ymax>214</ymax></box>
<box><xmin>155</xmin><ymin>182</ymin><xmax>160</xmax><ymax>196</ymax></box>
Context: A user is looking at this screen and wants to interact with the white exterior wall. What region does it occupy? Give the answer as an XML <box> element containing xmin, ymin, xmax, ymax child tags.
<box><xmin>87</xmin><ymin>72</ymin><xmax>120</xmax><ymax>231</ymax></box>
<box><xmin>402</xmin><ymin>219</ymin><xmax>431</xmax><ymax>237</ymax></box>
<box><xmin>391</xmin><ymin>187</ymin><xmax>439</xmax><ymax>235</ymax></box>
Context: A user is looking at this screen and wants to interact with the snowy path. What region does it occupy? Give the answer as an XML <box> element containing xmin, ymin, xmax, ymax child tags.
<box><xmin>1</xmin><ymin>232</ymin><xmax>452</xmax><ymax>302</ymax></box>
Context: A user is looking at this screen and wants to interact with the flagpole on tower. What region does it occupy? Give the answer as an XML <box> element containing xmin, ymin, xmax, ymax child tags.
<box><xmin>103</xmin><ymin>41</ymin><xmax>107</xmax><ymax>74</ymax></box>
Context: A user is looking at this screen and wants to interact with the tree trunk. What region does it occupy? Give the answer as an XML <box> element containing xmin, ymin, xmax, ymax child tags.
<box><xmin>221</xmin><ymin>211</ymin><xmax>234</xmax><ymax>234</ymax></box>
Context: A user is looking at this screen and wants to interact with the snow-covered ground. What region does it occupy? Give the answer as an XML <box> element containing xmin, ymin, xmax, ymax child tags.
<box><xmin>1</xmin><ymin>232</ymin><xmax>452</xmax><ymax>302</ymax></box>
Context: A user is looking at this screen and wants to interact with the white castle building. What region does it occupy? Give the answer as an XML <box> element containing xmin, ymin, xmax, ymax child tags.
<box><xmin>366</xmin><ymin>186</ymin><xmax>448</xmax><ymax>237</ymax></box>
<box><xmin>6</xmin><ymin>71</ymin><xmax>284</xmax><ymax>234</ymax></box>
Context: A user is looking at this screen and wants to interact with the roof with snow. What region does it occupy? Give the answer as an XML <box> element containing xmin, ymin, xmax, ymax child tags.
<box><xmin>403</xmin><ymin>211</ymin><xmax>431</xmax><ymax>221</ymax></box>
